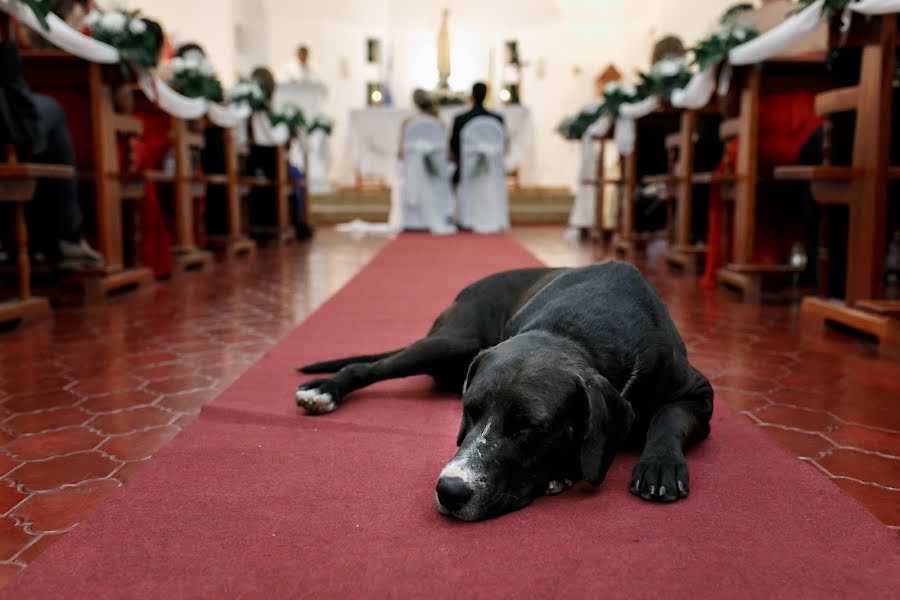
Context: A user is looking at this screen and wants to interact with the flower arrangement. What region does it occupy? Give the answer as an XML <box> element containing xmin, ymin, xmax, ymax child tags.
<box><xmin>86</xmin><ymin>9</ymin><xmax>160</xmax><ymax>72</ymax></box>
<box><xmin>270</xmin><ymin>104</ymin><xmax>306</xmax><ymax>131</ymax></box>
<box><xmin>692</xmin><ymin>19</ymin><xmax>758</xmax><ymax>70</ymax></box>
<box><xmin>637</xmin><ymin>56</ymin><xmax>693</xmax><ymax>100</ymax></box>
<box><xmin>307</xmin><ymin>116</ymin><xmax>334</xmax><ymax>137</ymax></box>
<box><xmin>601</xmin><ymin>81</ymin><xmax>639</xmax><ymax>117</ymax></box>
<box><xmin>557</xmin><ymin>105</ymin><xmax>602</xmax><ymax>141</ymax></box>
<box><xmin>431</xmin><ymin>90</ymin><xmax>466</xmax><ymax>106</ymax></box>
<box><xmin>227</xmin><ymin>80</ymin><xmax>268</xmax><ymax>112</ymax></box>
<box><xmin>169</xmin><ymin>50</ymin><xmax>223</xmax><ymax>101</ymax></box>
<box><xmin>556</xmin><ymin>81</ymin><xmax>638</xmax><ymax>140</ymax></box>
<box><xmin>18</xmin><ymin>0</ymin><xmax>50</xmax><ymax>29</ymax></box>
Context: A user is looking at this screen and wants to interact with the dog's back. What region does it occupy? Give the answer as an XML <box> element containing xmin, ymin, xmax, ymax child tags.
<box><xmin>505</xmin><ymin>261</ymin><xmax>689</xmax><ymax>393</ymax></box>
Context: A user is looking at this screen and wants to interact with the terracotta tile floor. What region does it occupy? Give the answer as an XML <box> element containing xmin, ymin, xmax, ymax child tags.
<box><xmin>0</xmin><ymin>226</ymin><xmax>898</xmax><ymax>586</ymax></box>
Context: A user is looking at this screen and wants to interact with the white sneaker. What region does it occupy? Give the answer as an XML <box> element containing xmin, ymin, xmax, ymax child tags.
<box><xmin>58</xmin><ymin>239</ymin><xmax>104</xmax><ymax>270</ymax></box>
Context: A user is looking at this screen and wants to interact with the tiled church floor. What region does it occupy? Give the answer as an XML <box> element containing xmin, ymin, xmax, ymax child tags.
<box><xmin>0</xmin><ymin>226</ymin><xmax>898</xmax><ymax>585</ymax></box>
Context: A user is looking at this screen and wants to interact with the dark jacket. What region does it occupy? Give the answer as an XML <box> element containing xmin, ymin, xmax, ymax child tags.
<box><xmin>450</xmin><ymin>104</ymin><xmax>504</xmax><ymax>185</ymax></box>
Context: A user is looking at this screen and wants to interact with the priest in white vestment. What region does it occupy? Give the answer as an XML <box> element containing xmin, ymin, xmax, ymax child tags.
<box><xmin>278</xmin><ymin>45</ymin><xmax>318</xmax><ymax>84</ymax></box>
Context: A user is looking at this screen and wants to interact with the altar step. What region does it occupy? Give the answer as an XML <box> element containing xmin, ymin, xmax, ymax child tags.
<box><xmin>310</xmin><ymin>187</ymin><xmax>574</xmax><ymax>225</ymax></box>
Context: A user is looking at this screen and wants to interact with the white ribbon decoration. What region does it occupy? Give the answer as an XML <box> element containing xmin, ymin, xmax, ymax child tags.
<box><xmin>139</xmin><ymin>75</ymin><xmax>207</xmax><ymax>121</ymax></box>
<box><xmin>403</xmin><ymin>140</ymin><xmax>445</xmax><ymax>206</ymax></box>
<box><xmin>5</xmin><ymin>2</ymin><xmax>256</xmax><ymax>128</ymax></box>
<box><xmin>614</xmin><ymin>116</ymin><xmax>637</xmax><ymax>156</ymax></box>
<box><xmin>729</xmin><ymin>0</ymin><xmax>826</xmax><ymax>66</ymax></box>
<box><xmin>251</xmin><ymin>112</ymin><xmax>290</xmax><ymax>146</ymax></box>
<box><xmin>0</xmin><ymin>1</ymin><xmax>119</xmax><ymax>63</ymax></box>
<box><xmin>464</xmin><ymin>142</ymin><xmax>505</xmax><ymax>178</ymax></box>
<box><xmin>618</xmin><ymin>95</ymin><xmax>661</xmax><ymax>120</ymax></box>
<box><xmin>852</xmin><ymin>0</ymin><xmax>900</xmax><ymax>14</ymax></box>
<box><xmin>671</xmin><ymin>65</ymin><xmax>718</xmax><ymax>110</ymax></box>
<box><xmin>586</xmin><ymin>114</ymin><xmax>612</xmax><ymax>140</ymax></box>
<box><xmin>206</xmin><ymin>102</ymin><xmax>252</xmax><ymax>129</ymax></box>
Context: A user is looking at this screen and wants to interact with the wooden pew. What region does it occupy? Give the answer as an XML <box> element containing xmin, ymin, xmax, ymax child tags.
<box><xmin>659</xmin><ymin>106</ymin><xmax>724</xmax><ymax>274</ymax></box>
<box><xmin>203</xmin><ymin>126</ymin><xmax>257</xmax><ymax>260</ymax></box>
<box><xmin>132</xmin><ymin>95</ymin><xmax>214</xmax><ymax>273</ymax></box>
<box><xmin>774</xmin><ymin>14</ymin><xmax>900</xmax><ymax>345</ymax></box>
<box><xmin>20</xmin><ymin>51</ymin><xmax>154</xmax><ymax>302</ymax></box>
<box><xmin>243</xmin><ymin>124</ymin><xmax>296</xmax><ymax>244</ymax></box>
<box><xmin>0</xmin><ymin>146</ymin><xmax>73</xmax><ymax>328</ymax></box>
<box><xmin>612</xmin><ymin>108</ymin><xmax>682</xmax><ymax>257</ymax></box>
<box><xmin>582</xmin><ymin>131</ymin><xmax>621</xmax><ymax>245</ymax></box>
<box><xmin>697</xmin><ymin>57</ymin><xmax>836</xmax><ymax>301</ymax></box>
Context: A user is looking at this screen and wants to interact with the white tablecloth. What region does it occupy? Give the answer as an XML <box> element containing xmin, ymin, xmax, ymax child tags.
<box><xmin>345</xmin><ymin>105</ymin><xmax>534</xmax><ymax>185</ymax></box>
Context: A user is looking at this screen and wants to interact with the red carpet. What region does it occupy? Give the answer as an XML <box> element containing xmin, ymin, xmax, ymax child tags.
<box><xmin>4</xmin><ymin>234</ymin><xmax>898</xmax><ymax>598</ymax></box>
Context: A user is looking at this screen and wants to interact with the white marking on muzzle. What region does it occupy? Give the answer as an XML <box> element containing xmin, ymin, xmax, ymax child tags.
<box><xmin>439</xmin><ymin>417</ymin><xmax>493</xmax><ymax>489</ymax></box>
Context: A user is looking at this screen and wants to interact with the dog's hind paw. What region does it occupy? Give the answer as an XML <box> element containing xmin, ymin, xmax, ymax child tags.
<box><xmin>295</xmin><ymin>387</ymin><xmax>338</xmax><ymax>415</ymax></box>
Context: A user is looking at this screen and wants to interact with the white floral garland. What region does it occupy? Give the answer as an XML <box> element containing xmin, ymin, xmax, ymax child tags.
<box><xmin>3</xmin><ymin>2</ymin><xmax>254</xmax><ymax>127</ymax></box>
<box><xmin>0</xmin><ymin>0</ymin><xmax>118</xmax><ymax>63</ymax></box>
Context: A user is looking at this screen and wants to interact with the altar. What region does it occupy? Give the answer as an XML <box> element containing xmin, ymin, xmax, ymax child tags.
<box><xmin>345</xmin><ymin>105</ymin><xmax>535</xmax><ymax>187</ymax></box>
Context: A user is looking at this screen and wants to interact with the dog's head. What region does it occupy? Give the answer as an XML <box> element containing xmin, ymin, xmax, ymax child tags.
<box><xmin>435</xmin><ymin>335</ymin><xmax>634</xmax><ymax>521</ymax></box>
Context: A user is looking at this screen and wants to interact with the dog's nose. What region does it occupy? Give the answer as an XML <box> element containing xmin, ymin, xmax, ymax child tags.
<box><xmin>436</xmin><ymin>476</ymin><xmax>473</xmax><ymax>511</ymax></box>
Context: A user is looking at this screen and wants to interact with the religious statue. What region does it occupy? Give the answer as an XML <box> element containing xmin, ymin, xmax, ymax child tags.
<box><xmin>437</xmin><ymin>9</ymin><xmax>451</xmax><ymax>89</ymax></box>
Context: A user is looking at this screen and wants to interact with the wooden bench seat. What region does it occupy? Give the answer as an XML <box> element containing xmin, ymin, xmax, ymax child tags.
<box><xmin>815</xmin><ymin>86</ymin><xmax>858</xmax><ymax>116</ymax></box>
<box><xmin>856</xmin><ymin>300</ymin><xmax>900</xmax><ymax>318</ymax></box>
<box><xmin>0</xmin><ymin>158</ymin><xmax>74</xmax><ymax>329</ymax></box>
<box><xmin>691</xmin><ymin>172</ymin><xmax>738</xmax><ymax>184</ymax></box>
<box><xmin>642</xmin><ymin>173</ymin><xmax>680</xmax><ymax>186</ymax></box>
<box><xmin>792</xmin><ymin>13</ymin><xmax>900</xmax><ymax>346</ymax></box>
<box><xmin>773</xmin><ymin>166</ymin><xmax>859</xmax><ymax>181</ymax></box>
<box><xmin>719</xmin><ymin>118</ymin><xmax>740</xmax><ymax>140</ymax></box>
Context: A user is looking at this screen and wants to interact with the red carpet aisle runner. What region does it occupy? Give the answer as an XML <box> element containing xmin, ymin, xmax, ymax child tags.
<box><xmin>4</xmin><ymin>234</ymin><xmax>898</xmax><ymax>598</ymax></box>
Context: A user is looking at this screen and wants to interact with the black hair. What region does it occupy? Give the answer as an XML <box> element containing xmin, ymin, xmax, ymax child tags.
<box><xmin>141</xmin><ymin>18</ymin><xmax>165</xmax><ymax>56</ymax></box>
<box><xmin>251</xmin><ymin>66</ymin><xmax>276</xmax><ymax>102</ymax></box>
<box><xmin>721</xmin><ymin>3</ymin><xmax>754</xmax><ymax>22</ymax></box>
<box><xmin>46</xmin><ymin>0</ymin><xmax>88</xmax><ymax>18</ymax></box>
<box><xmin>176</xmin><ymin>43</ymin><xmax>206</xmax><ymax>58</ymax></box>
<box><xmin>651</xmin><ymin>36</ymin><xmax>685</xmax><ymax>64</ymax></box>
<box><xmin>472</xmin><ymin>82</ymin><xmax>487</xmax><ymax>105</ymax></box>
<box><xmin>297</xmin><ymin>45</ymin><xmax>309</xmax><ymax>55</ymax></box>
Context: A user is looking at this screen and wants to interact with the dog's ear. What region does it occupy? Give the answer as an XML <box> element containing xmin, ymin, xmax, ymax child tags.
<box><xmin>462</xmin><ymin>351</ymin><xmax>486</xmax><ymax>396</ymax></box>
<box><xmin>456</xmin><ymin>415</ymin><xmax>469</xmax><ymax>447</ymax></box>
<box><xmin>458</xmin><ymin>352</ymin><xmax>488</xmax><ymax>446</ymax></box>
<box><xmin>577</xmin><ymin>372</ymin><xmax>635</xmax><ymax>486</ymax></box>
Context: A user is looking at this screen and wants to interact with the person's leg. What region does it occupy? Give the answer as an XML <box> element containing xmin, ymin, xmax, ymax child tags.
<box><xmin>29</xmin><ymin>93</ymin><xmax>81</xmax><ymax>246</ymax></box>
<box><xmin>796</xmin><ymin>126</ymin><xmax>824</xmax><ymax>285</ymax></box>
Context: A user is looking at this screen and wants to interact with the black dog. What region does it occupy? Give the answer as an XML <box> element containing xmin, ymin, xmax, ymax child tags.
<box><xmin>296</xmin><ymin>262</ymin><xmax>713</xmax><ymax>521</ymax></box>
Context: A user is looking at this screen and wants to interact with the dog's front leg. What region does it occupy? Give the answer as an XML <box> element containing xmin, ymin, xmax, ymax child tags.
<box><xmin>630</xmin><ymin>371</ymin><xmax>713</xmax><ymax>502</ymax></box>
<box><xmin>296</xmin><ymin>336</ymin><xmax>481</xmax><ymax>415</ymax></box>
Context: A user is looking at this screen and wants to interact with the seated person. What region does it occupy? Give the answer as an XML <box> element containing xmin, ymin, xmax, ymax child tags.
<box><xmin>449</xmin><ymin>82</ymin><xmax>504</xmax><ymax>188</ymax></box>
<box><xmin>126</xmin><ymin>19</ymin><xmax>174</xmax><ymax>278</ymax></box>
<box><xmin>246</xmin><ymin>66</ymin><xmax>313</xmax><ymax>240</ymax></box>
<box><xmin>633</xmin><ymin>35</ymin><xmax>687</xmax><ymax>235</ymax></box>
<box><xmin>394</xmin><ymin>90</ymin><xmax>455</xmax><ymax>235</ymax></box>
<box><xmin>0</xmin><ymin>16</ymin><xmax>102</xmax><ymax>270</ymax></box>
<box><xmin>451</xmin><ymin>82</ymin><xmax>509</xmax><ymax>234</ymax></box>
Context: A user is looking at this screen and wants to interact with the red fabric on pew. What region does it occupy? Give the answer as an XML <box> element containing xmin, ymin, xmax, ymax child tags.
<box><xmin>132</xmin><ymin>111</ymin><xmax>173</xmax><ymax>278</ymax></box>
<box><xmin>4</xmin><ymin>234</ymin><xmax>898</xmax><ymax>599</ymax></box>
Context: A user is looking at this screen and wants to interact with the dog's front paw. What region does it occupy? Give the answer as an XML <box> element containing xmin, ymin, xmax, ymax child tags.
<box><xmin>630</xmin><ymin>453</ymin><xmax>689</xmax><ymax>503</ymax></box>
<box><xmin>295</xmin><ymin>378</ymin><xmax>341</xmax><ymax>415</ymax></box>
